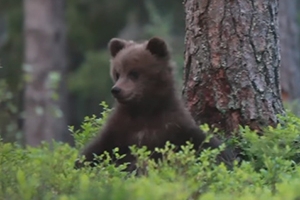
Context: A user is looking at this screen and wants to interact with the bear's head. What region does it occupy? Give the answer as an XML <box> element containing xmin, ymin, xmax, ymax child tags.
<box><xmin>107</xmin><ymin>37</ymin><xmax>176</xmax><ymax>107</ymax></box>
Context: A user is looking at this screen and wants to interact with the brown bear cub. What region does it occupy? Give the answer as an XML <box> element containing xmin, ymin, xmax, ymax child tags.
<box><xmin>74</xmin><ymin>37</ymin><xmax>234</xmax><ymax>172</ymax></box>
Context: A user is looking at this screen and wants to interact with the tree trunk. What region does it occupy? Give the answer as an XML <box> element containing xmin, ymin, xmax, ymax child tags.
<box><xmin>279</xmin><ymin>0</ymin><xmax>300</xmax><ymax>102</ymax></box>
<box><xmin>183</xmin><ymin>0</ymin><xmax>285</xmax><ymax>135</ymax></box>
<box><xmin>23</xmin><ymin>0</ymin><xmax>69</xmax><ymax>146</ymax></box>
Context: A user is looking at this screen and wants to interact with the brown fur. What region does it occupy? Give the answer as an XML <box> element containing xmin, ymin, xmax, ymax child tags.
<box><xmin>74</xmin><ymin>37</ymin><xmax>234</xmax><ymax>172</ymax></box>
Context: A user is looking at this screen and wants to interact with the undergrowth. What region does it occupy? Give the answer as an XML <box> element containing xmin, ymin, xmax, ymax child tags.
<box><xmin>1</xmin><ymin>102</ymin><xmax>300</xmax><ymax>200</ymax></box>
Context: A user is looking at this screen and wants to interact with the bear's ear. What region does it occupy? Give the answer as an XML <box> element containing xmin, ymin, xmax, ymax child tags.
<box><xmin>146</xmin><ymin>37</ymin><xmax>169</xmax><ymax>58</ymax></box>
<box><xmin>108</xmin><ymin>38</ymin><xmax>127</xmax><ymax>57</ymax></box>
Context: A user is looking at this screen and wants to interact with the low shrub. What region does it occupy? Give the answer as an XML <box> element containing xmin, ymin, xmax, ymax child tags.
<box><xmin>1</xmin><ymin>103</ymin><xmax>300</xmax><ymax>200</ymax></box>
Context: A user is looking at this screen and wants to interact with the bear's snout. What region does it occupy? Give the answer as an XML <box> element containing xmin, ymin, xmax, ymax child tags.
<box><xmin>111</xmin><ymin>86</ymin><xmax>121</xmax><ymax>96</ymax></box>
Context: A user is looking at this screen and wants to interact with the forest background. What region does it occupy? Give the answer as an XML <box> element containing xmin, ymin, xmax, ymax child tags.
<box><xmin>1</xmin><ymin>0</ymin><xmax>300</xmax><ymax>145</ymax></box>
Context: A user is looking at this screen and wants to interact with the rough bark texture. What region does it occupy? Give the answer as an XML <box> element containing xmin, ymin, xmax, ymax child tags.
<box><xmin>183</xmin><ymin>0</ymin><xmax>285</xmax><ymax>135</ymax></box>
<box><xmin>24</xmin><ymin>0</ymin><xmax>69</xmax><ymax>146</ymax></box>
<box><xmin>279</xmin><ymin>0</ymin><xmax>300</xmax><ymax>101</ymax></box>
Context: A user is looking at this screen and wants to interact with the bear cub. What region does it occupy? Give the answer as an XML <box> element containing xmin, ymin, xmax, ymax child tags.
<box><xmin>74</xmin><ymin>37</ymin><xmax>234</xmax><ymax>172</ymax></box>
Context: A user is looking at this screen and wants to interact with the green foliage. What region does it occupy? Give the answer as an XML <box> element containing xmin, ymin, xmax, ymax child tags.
<box><xmin>0</xmin><ymin>80</ymin><xmax>21</xmax><ymax>142</ymax></box>
<box><xmin>66</xmin><ymin>0</ymin><xmax>133</xmax><ymax>51</ymax></box>
<box><xmin>68</xmin><ymin>50</ymin><xmax>112</xmax><ymax>100</ymax></box>
<box><xmin>235</xmin><ymin>113</ymin><xmax>300</xmax><ymax>166</ymax></box>
<box><xmin>284</xmin><ymin>99</ymin><xmax>300</xmax><ymax>117</ymax></box>
<box><xmin>143</xmin><ymin>0</ymin><xmax>174</xmax><ymax>40</ymax></box>
<box><xmin>0</xmin><ymin>0</ymin><xmax>23</xmax><ymax>88</ymax></box>
<box><xmin>70</xmin><ymin>101</ymin><xmax>112</xmax><ymax>149</ymax></box>
<box><xmin>142</xmin><ymin>0</ymin><xmax>185</xmax><ymax>86</ymax></box>
<box><xmin>2</xmin><ymin>103</ymin><xmax>300</xmax><ymax>199</ymax></box>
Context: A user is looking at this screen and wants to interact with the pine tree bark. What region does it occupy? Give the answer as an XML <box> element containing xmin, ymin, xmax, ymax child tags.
<box><xmin>23</xmin><ymin>0</ymin><xmax>69</xmax><ymax>146</ymax></box>
<box><xmin>183</xmin><ymin>0</ymin><xmax>285</xmax><ymax>135</ymax></box>
<box><xmin>279</xmin><ymin>0</ymin><xmax>300</xmax><ymax>101</ymax></box>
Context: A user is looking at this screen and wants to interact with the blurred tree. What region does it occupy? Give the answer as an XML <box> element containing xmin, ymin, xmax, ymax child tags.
<box><xmin>23</xmin><ymin>0</ymin><xmax>69</xmax><ymax>146</ymax></box>
<box><xmin>183</xmin><ymin>0</ymin><xmax>285</xmax><ymax>135</ymax></box>
<box><xmin>279</xmin><ymin>0</ymin><xmax>300</xmax><ymax>102</ymax></box>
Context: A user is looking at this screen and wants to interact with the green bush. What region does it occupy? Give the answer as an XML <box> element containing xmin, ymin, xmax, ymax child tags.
<box><xmin>1</xmin><ymin>103</ymin><xmax>300</xmax><ymax>200</ymax></box>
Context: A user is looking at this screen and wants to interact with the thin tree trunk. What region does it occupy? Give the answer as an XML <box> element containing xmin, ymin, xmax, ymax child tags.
<box><xmin>279</xmin><ymin>0</ymin><xmax>300</xmax><ymax>101</ymax></box>
<box><xmin>23</xmin><ymin>0</ymin><xmax>68</xmax><ymax>146</ymax></box>
<box><xmin>183</xmin><ymin>0</ymin><xmax>285</xmax><ymax>135</ymax></box>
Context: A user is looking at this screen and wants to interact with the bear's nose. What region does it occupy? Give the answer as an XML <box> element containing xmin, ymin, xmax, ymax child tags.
<box><xmin>111</xmin><ymin>87</ymin><xmax>121</xmax><ymax>95</ymax></box>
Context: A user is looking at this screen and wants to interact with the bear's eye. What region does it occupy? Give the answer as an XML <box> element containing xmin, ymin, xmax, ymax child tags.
<box><xmin>128</xmin><ymin>70</ymin><xmax>139</xmax><ymax>80</ymax></box>
<box><xmin>115</xmin><ymin>72</ymin><xmax>120</xmax><ymax>80</ymax></box>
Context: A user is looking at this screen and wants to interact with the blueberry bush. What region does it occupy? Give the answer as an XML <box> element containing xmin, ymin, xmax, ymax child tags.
<box><xmin>1</xmin><ymin>102</ymin><xmax>300</xmax><ymax>200</ymax></box>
